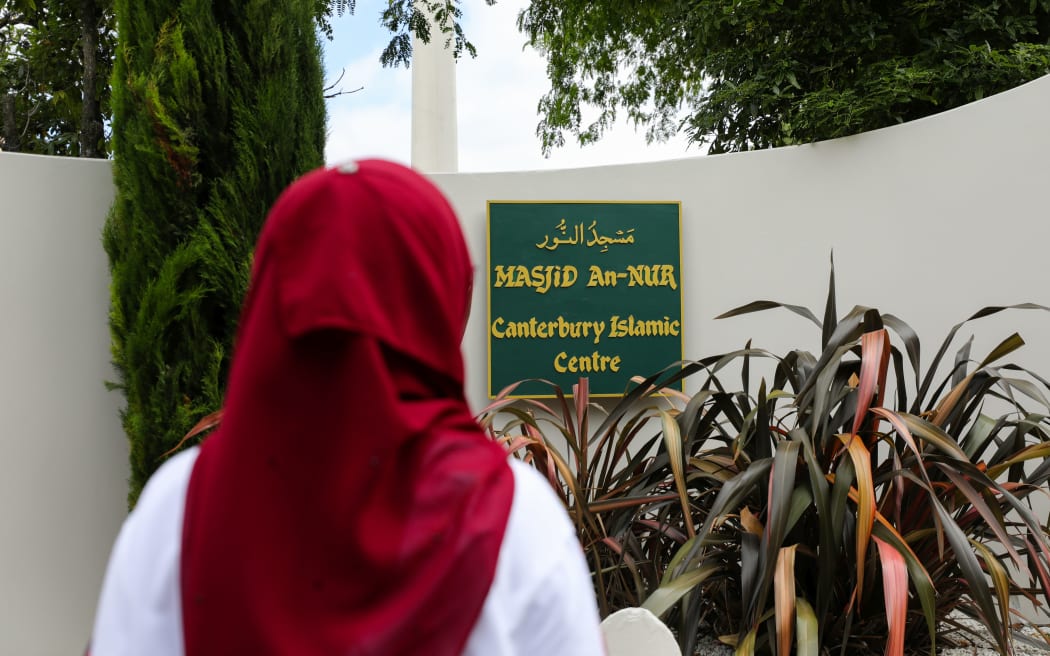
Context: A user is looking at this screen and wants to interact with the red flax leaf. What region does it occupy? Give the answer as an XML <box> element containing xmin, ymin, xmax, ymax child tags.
<box><xmin>575</xmin><ymin>377</ymin><xmax>590</xmax><ymax>488</ymax></box>
<box><xmin>775</xmin><ymin>545</ymin><xmax>798</xmax><ymax>656</ymax></box>
<box><xmin>631</xmin><ymin>374</ymin><xmax>691</xmax><ymax>403</ymax></box>
<box><xmin>847</xmin><ymin>484</ymin><xmax>939</xmax><ymax>649</ymax></box>
<box><xmin>163</xmin><ymin>408</ymin><xmax>224</xmax><ymax>457</ymax></box>
<box><xmin>874</xmin><ymin>536</ymin><xmax>908</xmax><ymax>656</ymax></box>
<box><xmin>503</xmin><ymin>435</ymin><xmax>538</xmax><ymax>454</ymax></box>
<box><xmin>869</xmin><ymin>407</ymin><xmax>950</xmax><ymax>555</ymax></box>
<box><xmin>870</xmin><ymin>516</ymin><xmax>938</xmax><ymax>651</ymax></box>
<box><xmin>635</xmin><ymin>518</ymin><xmax>689</xmax><ymax>544</ymax></box>
<box><xmin>1026</xmin><ymin>536</ymin><xmax>1050</xmax><ymax>608</ymax></box>
<box><xmin>852</xmin><ymin>329</ymin><xmax>891</xmax><ymax>438</ymax></box>
<box><xmin>600</xmin><ymin>536</ymin><xmax>624</xmax><ymax>556</ymax></box>
<box><xmin>475</xmin><ymin>391</ymin><xmax>557</xmax><ymax>423</ymax></box>
<box><xmin>524</xmin><ymin>423</ymin><xmax>562</xmax><ymax>497</ymax></box>
<box><xmin>935</xmin><ymin>465</ymin><xmax>1028</xmax><ymax>577</ymax></box>
<box><xmin>840</xmin><ymin>433</ymin><xmax>875</xmax><ymax>602</ymax></box>
<box><xmin>587</xmin><ymin>493</ymin><xmax>679</xmax><ymax>514</ymax></box>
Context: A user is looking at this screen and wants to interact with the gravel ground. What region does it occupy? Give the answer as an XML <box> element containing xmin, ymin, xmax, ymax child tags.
<box><xmin>939</xmin><ymin>616</ymin><xmax>1048</xmax><ymax>656</ymax></box>
<box><xmin>689</xmin><ymin>617</ymin><xmax>1050</xmax><ymax>655</ymax></box>
<box><xmin>693</xmin><ymin>633</ymin><xmax>733</xmax><ymax>655</ymax></box>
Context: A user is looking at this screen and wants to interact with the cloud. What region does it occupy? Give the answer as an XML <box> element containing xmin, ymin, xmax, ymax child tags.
<box><xmin>325</xmin><ymin>46</ymin><xmax>413</xmax><ymax>165</ymax></box>
<box><xmin>326</xmin><ymin>99</ymin><xmax>412</xmax><ymax>167</ymax></box>
<box><xmin>323</xmin><ymin>0</ymin><xmax>697</xmax><ymax>171</ymax></box>
<box><xmin>455</xmin><ymin>0</ymin><xmax>697</xmax><ymax>172</ymax></box>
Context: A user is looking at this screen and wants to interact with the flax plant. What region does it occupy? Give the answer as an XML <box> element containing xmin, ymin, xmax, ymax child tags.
<box><xmin>481</xmin><ymin>266</ymin><xmax>1050</xmax><ymax>656</ymax></box>
<box><xmin>477</xmin><ymin>376</ymin><xmax>698</xmax><ymax>617</ymax></box>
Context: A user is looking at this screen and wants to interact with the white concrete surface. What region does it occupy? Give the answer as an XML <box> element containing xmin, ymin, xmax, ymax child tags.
<box><xmin>601</xmin><ymin>607</ymin><xmax>681</xmax><ymax>656</ymax></box>
<box><xmin>0</xmin><ymin>152</ymin><xmax>127</xmax><ymax>655</ymax></box>
<box><xmin>411</xmin><ymin>0</ymin><xmax>459</xmax><ymax>172</ymax></box>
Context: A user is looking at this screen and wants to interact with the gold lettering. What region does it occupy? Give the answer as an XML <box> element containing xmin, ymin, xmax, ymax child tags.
<box><xmin>491</xmin><ymin>264</ymin><xmax>525</xmax><ymax>287</ymax></box>
<box><xmin>562</xmin><ymin>266</ymin><xmax>578</xmax><ymax>287</ymax></box>
<box><xmin>586</xmin><ymin>265</ymin><xmax>622</xmax><ymax>288</ymax></box>
<box><xmin>607</xmin><ymin>315</ymin><xmax>681</xmax><ymax>338</ymax></box>
<box><xmin>530</xmin><ymin>265</ymin><xmax>547</xmax><ymax>292</ymax></box>
<box><xmin>492</xmin><ymin>265</ymin><xmax>579</xmax><ymax>294</ymax></box>
<box><xmin>489</xmin><ymin>316</ymin><xmax>607</xmax><ymax>343</ymax></box>
<box><xmin>625</xmin><ymin>265</ymin><xmax>678</xmax><ymax>289</ymax></box>
<box><xmin>660</xmin><ymin>265</ymin><xmax>678</xmax><ymax>290</ymax></box>
<box><xmin>553</xmin><ymin>350</ymin><xmax>622</xmax><ymax>374</ymax></box>
<box><xmin>538</xmin><ymin>221</ymin><xmax>636</xmax><ymax>253</ymax></box>
<box><xmin>554</xmin><ymin>351</ymin><xmax>568</xmax><ymax>373</ymax></box>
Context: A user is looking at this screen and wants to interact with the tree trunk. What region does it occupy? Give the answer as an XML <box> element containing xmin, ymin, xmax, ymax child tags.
<box><xmin>1</xmin><ymin>92</ymin><xmax>18</xmax><ymax>152</ymax></box>
<box><xmin>78</xmin><ymin>0</ymin><xmax>102</xmax><ymax>158</ymax></box>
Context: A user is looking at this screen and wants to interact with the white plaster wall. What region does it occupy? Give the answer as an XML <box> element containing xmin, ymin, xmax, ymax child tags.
<box><xmin>436</xmin><ymin>74</ymin><xmax>1050</xmax><ymax>412</ymax></box>
<box><xmin>0</xmin><ymin>152</ymin><xmax>127</xmax><ymax>655</ymax></box>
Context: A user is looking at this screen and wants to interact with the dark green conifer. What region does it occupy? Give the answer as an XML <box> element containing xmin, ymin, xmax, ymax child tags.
<box><xmin>105</xmin><ymin>0</ymin><xmax>326</xmax><ymax>504</ymax></box>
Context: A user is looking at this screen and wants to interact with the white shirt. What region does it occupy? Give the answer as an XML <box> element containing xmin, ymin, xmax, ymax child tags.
<box><xmin>91</xmin><ymin>448</ymin><xmax>605</xmax><ymax>655</ymax></box>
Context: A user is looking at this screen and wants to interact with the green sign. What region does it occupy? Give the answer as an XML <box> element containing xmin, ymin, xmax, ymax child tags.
<box><xmin>487</xmin><ymin>201</ymin><xmax>683</xmax><ymax>398</ymax></box>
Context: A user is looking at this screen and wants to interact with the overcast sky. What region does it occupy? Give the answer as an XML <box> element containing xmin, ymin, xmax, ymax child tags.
<box><xmin>321</xmin><ymin>0</ymin><xmax>698</xmax><ymax>172</ymax></box>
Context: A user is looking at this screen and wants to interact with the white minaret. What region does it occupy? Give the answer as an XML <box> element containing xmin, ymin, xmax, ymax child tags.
<box><xmin>411</xmin><ymin>2</ymin><xmax>459</xmax><ymax>173</ymax></box>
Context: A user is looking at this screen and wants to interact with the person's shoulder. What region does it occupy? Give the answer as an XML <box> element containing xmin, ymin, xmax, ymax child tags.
<box><xmin>105</xmin><ymin>445</ymin><xmax>199</xmax><ymax>595</ymax></box>
<box><xmin>505</xmin><ymin>459</ymin><xmax>576</xmax><ymax>543</ymax></box>
<box><xmin>507</xmin><ymin>458</ymin><xmax>564</xmax><ymax>506</ymax></box>
<box><xmin>90</xmin><ymin>447</ymin><xmax>198</xmax><ymax>655</ymax></box>
<box><xmin>471</xmin><ymin>459</ymin><xmax>604</xmax><ymax>656</ymax></box>
<box><xmin>133</xmin><ymin>447</ymin><xmax>199</xmax><ymax>516</ymax></box>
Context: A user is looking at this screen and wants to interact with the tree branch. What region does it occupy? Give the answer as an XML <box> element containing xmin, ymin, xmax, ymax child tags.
<box><xmin>323</xmin><ymin>68</ymin><xmax>363</xmax><ymax>99</ymax></box>
<box><xmin>323</xmin><ymin>67</ymin><xmax>347</xmax><ymax>94</ymax></box>
<box><xmin>324</xmin><ymin>86</ymin><xmax>363</xmax><ymax>100</ymax></box>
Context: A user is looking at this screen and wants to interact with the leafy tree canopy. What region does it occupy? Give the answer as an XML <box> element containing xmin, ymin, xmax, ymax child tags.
<box><xmin>0</xmin><ymin>0</ymin><xmax>486</xmax><ymax>156</ymax></box>
<box><xmin>518</xmin><ymin>0</ymin><xmax>1050</xmax><ymax>154</ymax></box>
<box><xmin>0</xmin><ymin>0</ymin><xmax>113</xmax><ymax>156</ymax></box>
<box><xmin>326</xmin><ymin>0</ymin><xmax>494</xmax><ymax>67</ymax></box>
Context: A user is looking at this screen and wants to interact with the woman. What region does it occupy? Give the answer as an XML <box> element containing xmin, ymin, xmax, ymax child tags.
<box><xmin>90</xmin><ymin>160</ymin><xmax>605</xmax><ymax>655</ymax></box>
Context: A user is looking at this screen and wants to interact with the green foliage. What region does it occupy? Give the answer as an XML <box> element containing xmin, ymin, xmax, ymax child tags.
<box><xmin>518</xmin><ymin>0</ymin><xmax>1050</xmax><ymax>154</ymax></box>
<box><xmin>0</xmin><ymin>0</ymin><xmax>482</xmax><ymax>156</ymax></box>
<box><xmin>373</xmin><ymin>0</ymin><xmax>496</xmax><ymax>68</ymax></box>
<box><xmin>481</xmin><ymin>268</ymin><xmax>1050</xmax><ymax>656</ymax></box>
<box><xmin>0</xmin><ymin>0</ymin><xmax>113</xmax><ymax>156</ymax></box>
<box><xmin>105</xmin><ymin>0</ymin><xmax>326</xmax><ymax>505</ymax></box>
<box><xmin>318</xmin><ymin>0</ymin><xmax>494</xmax><ymax>64</ymax></box>
<box><xmin>315</xmin><ymin>0</ymin><xmax>355</xmax><ymax>40</ymax></box>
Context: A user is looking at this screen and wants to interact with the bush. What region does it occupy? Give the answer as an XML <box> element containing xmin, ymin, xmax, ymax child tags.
<box><xmin>478</xmin><ymin>267</ymin><xmax>1050</xmax><ymax>656</ymax></box>
<box><xmin>104</xmin><ymin>0</ymin><xmax>326</xmax><ymax>505</ymax></box>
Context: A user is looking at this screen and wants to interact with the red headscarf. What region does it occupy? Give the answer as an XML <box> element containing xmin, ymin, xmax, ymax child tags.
<box><xmin>180</xmin><ymin>160</ymin><xmax>513</xmax><ymax>655</ymax></box>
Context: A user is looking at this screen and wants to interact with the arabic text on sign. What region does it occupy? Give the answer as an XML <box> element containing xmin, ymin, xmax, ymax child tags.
<box><xmin>535</xmin><ymin>219</ymin><xmax>637</xmax><ymax>253</ymax></box>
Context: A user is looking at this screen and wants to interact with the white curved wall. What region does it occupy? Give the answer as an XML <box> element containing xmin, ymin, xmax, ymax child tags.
<box><xmin>439</xmin><ymin>75</ymin><xmax>1050</xmax><ymax>408</ymax></box>
<box><xmin>0</xmin><ymin>152</ymin><xmax>126</xmax><ymax>654</ymax></box>
<box><xmin>1</xmin><ymin>75</ymin><xmax>1048</xmax><ymax>653</ymax></box>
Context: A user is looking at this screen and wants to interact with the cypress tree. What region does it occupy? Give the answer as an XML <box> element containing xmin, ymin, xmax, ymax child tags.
<box><xmin>105</xmin><ymin>0</ymin><xmax>326</xmax><ymax>504</ymax></box>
